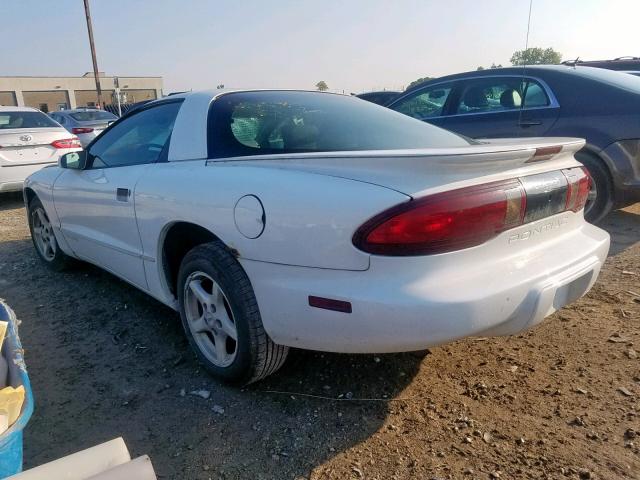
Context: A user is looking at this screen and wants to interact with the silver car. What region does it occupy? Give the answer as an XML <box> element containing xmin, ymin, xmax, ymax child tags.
<box><xmin>0</xmin><ymin>107</ymin><xmax>81</xmax><ymax>192</ymax></box>
<box><xmin>49</xmin><ymin>108</ymin><xmax>118</xmax><ymax>147</ymax></box>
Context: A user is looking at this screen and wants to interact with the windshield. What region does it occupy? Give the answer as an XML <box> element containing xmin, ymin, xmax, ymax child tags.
<box><xmin>0</xmin><ymin>111</ymin><xmax>60</xmax><ymax>129</ymax></box>
<box><xmin>208</xmin><ymin>91</ymin><xmax>473</xmax><ymax>158</ymax></box>
<box><xmin>69</xmin><ymin>110</ymin><xmax>118</xmax><ymax>122</ymax></box>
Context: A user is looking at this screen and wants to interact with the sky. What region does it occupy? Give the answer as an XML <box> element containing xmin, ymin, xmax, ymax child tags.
<box><xmin>1</xmin><ymin>0</ymin><xmax>639</xmax><ymax>94</ymax></box>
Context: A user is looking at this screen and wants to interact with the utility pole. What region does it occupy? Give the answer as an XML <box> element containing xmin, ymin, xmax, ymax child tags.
<box><xmin>83</xmin><ymin>0</ymin><xmax>103</xmax><ymax>108</ymax></box>
<box><xmin>114</xmin><ymin>77</ymin><xmax>122</xmax><ymax>116</ymax></box>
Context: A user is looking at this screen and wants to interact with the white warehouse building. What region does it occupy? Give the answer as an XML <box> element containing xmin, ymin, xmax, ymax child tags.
<box><xmin>0</xmin><ymin>73</ymin><xmax>163</xmax><ymax>112</ymax></box>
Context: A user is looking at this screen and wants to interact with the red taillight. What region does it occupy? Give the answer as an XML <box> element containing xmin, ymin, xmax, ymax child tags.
<box><xmin>51</xmin><ymin>138</ymin><xmax>81</xmax><ymax>149</ymax></box>
<box><xmin>71</xmin><ymin>127</ymin><xmax>94</xmax><ymax>134</ymax></box>
<box><xmin>354</xmin><ymin>167</ymin><xmax>589</xmax><ymax>257</ymax></box>
<box><xmin>354</xmin><ymin>180</ymin><xmax>526</xmax><ymax>256</ymax></box>
<box><xmin>563</xmin><ymin>167</ymin><xmax>591</xmax><ymax>212</ymax></box>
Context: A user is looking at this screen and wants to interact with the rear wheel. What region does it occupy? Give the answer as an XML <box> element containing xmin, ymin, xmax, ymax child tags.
<box><xmin>28</xmin><ymin>197</ymin><xmax>72</xmax><ymax>271</ymax></box>
<box><xmin>576</xmin><ymin>152</ymin><xmax>613</xmax><ymax>223</ymax></box>
<box><xmin>177</xmin><ymin>241</ymin><xmax>289</xmax><ymax>384</ymax></box>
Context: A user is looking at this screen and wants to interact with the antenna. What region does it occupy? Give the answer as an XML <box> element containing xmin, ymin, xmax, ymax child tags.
<box><xmin>518</xmin><ymin>0</ymin><xmax>534</xmax><ymax>135</ymax></box>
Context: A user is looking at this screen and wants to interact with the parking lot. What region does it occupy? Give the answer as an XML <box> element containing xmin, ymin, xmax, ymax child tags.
<box><xmin>0</xmin><ymin>192</ymin><xmax>637</xmax><ymax>479</ymax></box>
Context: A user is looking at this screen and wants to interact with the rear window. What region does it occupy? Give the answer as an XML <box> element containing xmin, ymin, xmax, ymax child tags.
<box><xmin>573</xmin><ymin>66</ymin><xmax>640</xmax><ymax>93</ymax></box>
<box><xmin>358</xmin><ymin>92</ymin><xmax>399</xmax><ymax>106</ymax></box>
<box><xmin>0</xmin><ymin>111</ymin><xmax>59</xmax><ymax>129</ymax></box>
<box><xmin>208</xmin><ymin>91</ymin><xmax>472</xmax><ymax>158</ymax></box>
<box><xmin>69</xmin><ymin>110</ymin><xmax>118</xmax><ymax>122</ymax></box>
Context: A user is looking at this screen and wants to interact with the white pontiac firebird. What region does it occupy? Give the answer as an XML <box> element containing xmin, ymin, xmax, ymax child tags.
<box><xmin>24</xmin><ymin>89</ymin><xmax>610</xmax><ymax>384</ymax></box>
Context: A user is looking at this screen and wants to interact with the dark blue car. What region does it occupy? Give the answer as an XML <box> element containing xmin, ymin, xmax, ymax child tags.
<box><xmin>387</xmin><ymin>66</ymin><xmax>640</xmax><ymax>221</ymax></box>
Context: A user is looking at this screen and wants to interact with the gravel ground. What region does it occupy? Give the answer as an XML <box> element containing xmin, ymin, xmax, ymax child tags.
<box><xmin>1</xmin><ymin>191</ymin><xmax>639</xmax><ymax>480</ymax></box>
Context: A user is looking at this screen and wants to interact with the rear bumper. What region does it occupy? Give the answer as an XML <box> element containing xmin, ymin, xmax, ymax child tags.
<box><xmin>242</xmin><ymin>212</ymin><xmax>610</xmax><ymax>353</ymax></box>
<box><xmin>0</xmin><ymin>163</ymin><xmax>56</xmax><ymax>192</ymax></box>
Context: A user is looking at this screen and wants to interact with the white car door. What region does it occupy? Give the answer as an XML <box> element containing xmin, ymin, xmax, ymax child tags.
<box><xmin>53</xmin><ymin>101</ymin><xmax>182</xmax><ymax>289</ymax></box>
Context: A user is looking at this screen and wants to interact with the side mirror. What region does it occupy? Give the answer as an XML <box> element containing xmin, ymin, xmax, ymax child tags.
<box><xmin>59</xmin><ymin>151</ymin><xmax>87</xmax><ymax>170</ymax></box>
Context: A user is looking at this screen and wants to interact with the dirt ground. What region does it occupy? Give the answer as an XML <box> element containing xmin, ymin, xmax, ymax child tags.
<box><xmin>0</xmin><ymin>192</ymin><xmax>639</xmax><ymax>480</ymax></box>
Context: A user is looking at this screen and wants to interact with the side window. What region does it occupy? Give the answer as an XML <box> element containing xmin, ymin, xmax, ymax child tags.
<box><xmin>522</xmin><ymin>80</ymin><xmax>550</xmax><ymax>108</ymax></box>
<box><xmin>456</xmin><ymin>78</ymin><xmax>525</xmax><ymax>114</ymax></box>
<box><xmin>87</xmin><ymin>102</ymin><xmax>181</xmax><ymax>169</ymax></box>
<box><xmin>391</xmin><ymin>85</ymin><xmax>453</xmax><ymax>120</ymax></box>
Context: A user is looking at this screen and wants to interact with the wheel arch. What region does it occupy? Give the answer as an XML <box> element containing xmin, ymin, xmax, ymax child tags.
<box><xmin>23</xmin><ymin>187</ymin><xmax>37</xmax><ymax>206</ymax></box>
<box><xmin>578</xmin><ymin>144</ymin><xmax>614</xmax><ymax>174</ymax></box>
<box><xmin>575</xmin><ymin>145</ymin><xmax>615</xmax><ymax>192</ymax></box>
<box><xmin>159</xmin><ymin>221</ymin><xmax>237</xmax><ymax>298</ymax></box>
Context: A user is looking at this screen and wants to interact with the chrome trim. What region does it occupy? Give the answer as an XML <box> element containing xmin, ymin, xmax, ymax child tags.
<box><xmin>391</xmin><ymin>74</ymin><xmax>560</xmax><ymax>119</ymax></box>
<box><xmin>438</xmin><ymin>104</ymin><xmax>559</xmax><ymax>120</ymax></box>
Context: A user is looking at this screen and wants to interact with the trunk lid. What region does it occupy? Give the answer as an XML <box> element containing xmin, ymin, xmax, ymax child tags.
<box><xmin>0</xmin><ymin>128</ymin><xmax>71</xmax><ymax>166</ymax></box>
<box><xmin>75</xmin><ymin>120</ymin><xmax>112</xmax><ymax>131</ymax></box>
<box><xmin>215</xmin><ymin>137</ymin><xmax>585</xmax><ymax>198</ymax></box>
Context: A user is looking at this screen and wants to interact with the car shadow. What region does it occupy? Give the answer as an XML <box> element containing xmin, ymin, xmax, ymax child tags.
<box><xmin>8</xmin><ymin>203</ymin><xmax>636</xmax><ymax>479</ymax></box>
<box><xmin>600</xmin><ymin>204</ymin><xmax>640</xmax><ymax>256</ymax></box>
<box><xmin>0</xmin><ymin>192</ymin><xmax>24</xmax><ymax>212</ymax></box>
<box><xmin>0</xmin><ymin>238</ymin><xmax>421</xmax><ymax>479</ymax></box>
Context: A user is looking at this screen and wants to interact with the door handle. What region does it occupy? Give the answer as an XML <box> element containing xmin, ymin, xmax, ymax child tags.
<box><xmin>116</xmin><ymin>188</ymin><xmax>131</xmax><ymax>202</ymax></box>
<box><xmin>519</xmin><ymin>120</ymin><xmax>542</xmax><ymax>127</ymax></box>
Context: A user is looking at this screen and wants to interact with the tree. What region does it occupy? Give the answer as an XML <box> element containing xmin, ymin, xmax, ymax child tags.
<box><xmin>406</xmin><ymin>76</ymin><xmax>434</xmax><ymax>90</ymax></box>
<box><xmin>316</xmin><ymin>81</ymin><xmax>329</xmax><ymax>92</ymax></box>
<box><xmin>510</xmin><ymin>47</ymin><xmax>562</xmax><ymax>66</ymax></box>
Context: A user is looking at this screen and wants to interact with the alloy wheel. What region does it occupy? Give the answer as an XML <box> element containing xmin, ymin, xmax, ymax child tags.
<box><xmin>32</xmin><ymin>207</ymin><xmax>57</xmax><ymax>261</ymax></box>
<box><xmin>183</xmin><ymin>271</ymin><xmax>238</xmax><ymax>368</ymax></box>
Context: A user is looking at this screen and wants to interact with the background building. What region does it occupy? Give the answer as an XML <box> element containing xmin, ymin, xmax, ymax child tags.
<box><xmin>0</xmin><ymin>73</ymin><xmax>163</xmax><ymax>112</ymax></box>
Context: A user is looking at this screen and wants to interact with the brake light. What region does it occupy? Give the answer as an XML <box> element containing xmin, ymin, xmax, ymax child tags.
<box><xmin>353</xmin><ymin>168</ymin><xmax>589</xmax><ymax>256</ymax></box>
<box><xmin>563</xmin><ymin>167</ymin><xmax>591</xmax><ymax>212</ymax></box>
<box><xmin>353</xmin><ymin>180</ymin><xmax>526</xmax><ymax>256</ymax></box>
<box><xmin>51</xmin><ymin>138</ymin><xmax>81</xmax><ymax>149</ymax></box>
<box><xmin>71</xmin><ymin>127</ymin><xmax>94</xmax><ymax>134</ymax></box>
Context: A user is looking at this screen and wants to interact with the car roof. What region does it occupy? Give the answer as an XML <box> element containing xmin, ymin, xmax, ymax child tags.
<box><xmin>170</xmin><ymin>88</ymin><xmax>346</xmax><ymax>97</ymax></box>
<box><xmin>0</xmin><ymin>106</ymin><xmax>40</xmax><ymax>112</ymax></box>
<box><xmin>358</xmin><ymin>91</ymin><xmax>402</xmax><ymax>95</ymax></box>
<box><xmin>55</xmin><ymin>108</ymin><xmax>116</xmax><ymax>114</ymax></box>
<box><xmin>139</xmin><ymin>89</ymin><xmax>351</xmax><ymax>109</ymax></box>
<box><xmin>561</xmin><ymin>57</ymin><xmax>640</xmax><ymax>70</ymax></box>
<box><xmin>400</xmin><ymin>65</ymin><xmax>612</xmax><ymax>94</ymax></box>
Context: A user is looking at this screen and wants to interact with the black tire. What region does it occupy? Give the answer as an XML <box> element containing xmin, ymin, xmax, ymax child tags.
<box><xmin>177</xmin><ymin>241</ymin><xmax>289</xmax><ymax>385</ymax></box>
<box><xmin>27</xmin><ymin>197</ymin><xmax>72</xmax><ymax>271</ymax></box>
<box><xmin>576</xmin><ymin>151</ymin><xmax>614</xmax><ymax>223</ymax></box>
<box><xmin>409</xmin><ymin>349</ymin><xmax>431</xmax><ymax>359</ymax></box>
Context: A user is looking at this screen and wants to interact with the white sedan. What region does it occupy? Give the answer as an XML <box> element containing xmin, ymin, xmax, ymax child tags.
<box><xmin>24</xmin><ymin>90</ymin><xmax>610</xmax><ymax>384</ymax></box>
<box><xmin>0</xmin><ymin>107</ymin><xmax>81</xmax><ymax>193</ymax></box>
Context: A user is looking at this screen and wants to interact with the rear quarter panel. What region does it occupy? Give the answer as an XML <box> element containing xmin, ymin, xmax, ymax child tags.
<box><xmin>545</xmin><ymin>70</ymin><xmax>640</xmax><ymax>149</ymax></box>
<box><xmin>134</xmin><ymin>161</ymin><xmax>409</xmax><ymax>298</ymax></box>
<box><xmin>539</xmin><ymin>70</ymin><xmax>640</xmax><ymax>195</ymax></box>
